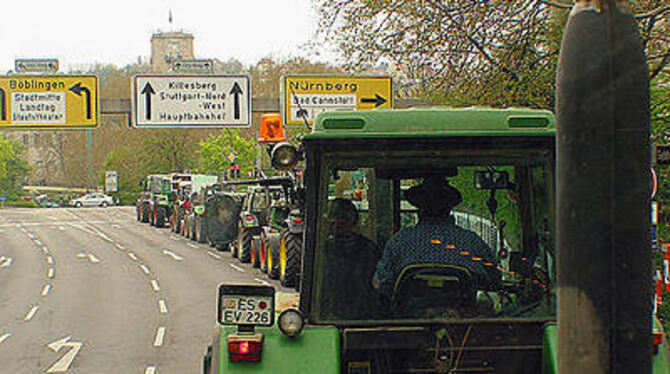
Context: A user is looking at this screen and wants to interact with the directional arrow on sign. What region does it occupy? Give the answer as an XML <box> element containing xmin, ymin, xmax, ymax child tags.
<box><xmin>69</xmin><ymin>83</ymin><xmax>92</xmax><ymax>119</ymax></box>
<box><xmin>361</xmin><ymin>94</ymin><xmax>387</xmax><ymax>107</ymax></box>
<box><xmin>230</xmin><ymin>82</ymin><xmax>243</xmax><ymax>120</ymax></box>
<box><xmin>141</xmin><ymin>83</ymin><xmax>156</xmax><ymax>120</ymax></box>
<box><xmin>0</xmin><ymin>88</ymin><xmax>5</xmax><ymax>121</ymax></box>
<box><xmin>46</xmin><ymin>336</ymin><xmax>83</xmax><ymax>373</ymax></box>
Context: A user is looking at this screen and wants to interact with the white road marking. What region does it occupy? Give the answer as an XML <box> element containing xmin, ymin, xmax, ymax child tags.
<box><xmin>162</xmin><ymin>249</ymin><xmax>183</xmax><ymax>261</ymax></box>
<box><xmin>153</xmin><ymin>326</ymin><xmax>166</xmax><ymax>347</ymax></box>
<box><xmin>27</xmin><ymin>233</ymin><xmax>35</xmax><ymax>239</ymax></box>
<box><xmin>187</xmin><ymin>242</ymin><xmax>198</xmax><ymax>248</ymax></box>
<box><xmin>58</xmin><ymin>226</ymin><xmax>66</xmax><ymax>231</ymax></box>
<box><xmin>47</xmin><ymin>256</ymin><xmax>54</xmax><ymax>265</ymax></box>
<box><xmin>0</xmin><ymin>333</ymin><xmax>11</xmax><ymax>345</ymax></box>
<box><xmin>98</xmin><ymin>233</ymin><xmax>113</xmax><ymax>242</ymax></box>
<box><xmin>67</xmin><ymin>223</ymin><xmax>98</xmax><ymax>236</ymax></box>
<box><xmin>229</xmin><ymin>263</ymin><xmax>245</xmax><ymax>272</ymax></box>
<box><xmin>24</xmin><ymin>305</ymin><xmax>39</xmax><ymax>321</ymax></box>
<box><xmin>207</xmin><ymin>251</ymin><xmax>222</xmax><ymax>260</ymax></box>
<box><xmin>41</xmin><ymin>284</ymin><xmax>52</xmax><ymax>296</ymax></box>
<box><xmin>112</xmin><ymin>224</ymin><xmax>121</xmax><ymax>229</ymax></box>
<box><xmin>0</xmin><ymin>257</ymin><xmax>12</xmax><ymax>268</ymax></box>
<box><xmin>84</xmin><ymin>254</ymin><xmax>100</xmax><ymax>263</ymax></box>
<box><xmin>254</xmin><ymin>278</ymin><xmax>271</xmax><ymax>286</ymax></box>
<box><xmin>140</xmin><ymin>264</ymin><xmax>150</xmax><ymax>275</ymax></box>
<box><xmin>170</xmin><ymin>235</ymin><xmax>181</xmax><ymax>241</ymax></box>
<box><xmin>34</xmin><ymin>239</ymin><xmax>42</xmax><ymax>246</ymax></box>
<box><xmin>42</xmin><ymin>246</ymin><xmax>50</xmax><ymax>254</ymax></box>
<box><xmin>47</xmin><ymin>267</ymin><xmax>55</xmax><ymax>278</ymax></box>
<box><xmin>158</xmin><ymin>299</ymin><xmax>168</xmax><ymax>314</ymax></box>
<box><xmin>145</xmin><ymin>366</ymin><xmax>157</xmax><ymax>374</ymax></box>
<box><xmin>46</xmin><ymin>336</ymin><xmax>83</xmax><ymax>373</ymax></box>
<box><xmin>115</xmin><ymin>244</ymin><xmax>125</xmax><ymax>251</ymax></box>
<box><xmin>151</xmin><ymin>279</ymin><xmax>160</xmax><ymax>292</ymax></box>
<box><xmin>128</xmin><ymin>252</ymin><xmax>138</xmax><ymax>261</ymax></box>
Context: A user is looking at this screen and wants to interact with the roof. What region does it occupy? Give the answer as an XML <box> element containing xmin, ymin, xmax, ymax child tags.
<box><xmin>304</xmin><ymin>107</ymin><xmax>555</xmax><ymax>140</ymax></box>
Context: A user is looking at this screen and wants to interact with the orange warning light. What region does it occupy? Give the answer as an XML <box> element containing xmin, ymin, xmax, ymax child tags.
<box><xmin>258</xmin><ymin>113</ymin><xmax>286</xmax><ymax>143</ymax></box>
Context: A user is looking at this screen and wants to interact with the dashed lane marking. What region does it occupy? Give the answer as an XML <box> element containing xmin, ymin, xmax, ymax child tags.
<box><xmin>207</xmin><ymin>251</ymin><xmax>222</xmax><ymax>260</ymax></box>
<box><xmin>47</xmin><ymin>256</ymin><xmax>54</xmax><ymax>265</ymax></box>
<box><xmin>112</xmin><ymin>224</ymin><xmax>121</xmax><ymax>229</ymax></box>
<box><xmin>24</xmin><ymin>305</ymin><xmax>39</xmax><ymax>321</ymax></box>
<box><xmin>186</xmin><ymin>242</ymin><xmax>198</xmax><ymax>249</ymax></box>
<box><xmin>229</xmin><ymin>263</ymin><xmax>245</xmax><ymax>273</ymax></box>
<box><xmin>42</xmin><ymin>246</ymin><xmax>50</xmax><ymax>255</ymax></box>
<box><xmin>27</xmin><ymin>233</ymin><xmax>35</xmax><ymax>239</ymax></box>
<box><xmin>0</xmin><ymin>257</ymin><xmax>12</xmax><ymax>268</ymax></box>
<box><xmin>254</xmin><ymin>278</ymin><xmax>271</xmax><ymax>286</ymax></box>
<box><xmin>58</xmin><ymin>226</ymin><xmax>66</xmax><ymax>231</ymax></box>
<box><xmin>115</xmin><ymin>244</ymin><xmax>125</xmax><ymax>251</ymax></box>
<box><xmin>128</xmin><ymin>253</ymin><xmax>138</xmax><ymax>261</ymax></box>
<box><xmin>41</xmin><ymin>284</ymin><xmax>52</xmax><ymax>297</ymax></box>
<box><xmin>47</xmin><ymin>267</ymin><xmax>55</xmax><ymax>278</ymax></box>
<box><xmin>0</xmin><ymin>333</ymin><xmax>11</xmax><ymax>345</ymax></box>
<box><xmin>140</xmin><ymin>264</ymin><xmax>150</xmax><ymax>275</ymax></box>
<box><xmin>145</xmin><ymin>366</ymin><xmax>156</xmax><ymax>374</ymax></box>
<box><xmin>153</xmin><ymin>327</ymin><xmax>166</xmax><ymax>347</ymax></box>
<box><xmin>158</xmin><ymin>299</ymin><xmax>168</xmax><ymax>314</ymax></box>
<box><xmin>34</xmin><ymin>239</ymin><xmax>42</xmax><ymax>246</ymax></box>
<box><xmin>151</xmin><ymin>279</ymin><xmax>160</xmax><ymax>292</ymax></box>
<box><xmin>88</xmin><ymin>254</ymin><xmax>101</xmax><ymax>263</ymax></box>
<box><xmin>162</xmin><ymin>249</ymin><xmax>183</xmax><ymax>261</ymax></box>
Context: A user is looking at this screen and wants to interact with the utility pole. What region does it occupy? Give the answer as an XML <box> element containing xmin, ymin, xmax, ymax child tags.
<box><xmin>556</xmin><ymin>0</ymin><xmax>651</xmax><ymax>373</ymax></box>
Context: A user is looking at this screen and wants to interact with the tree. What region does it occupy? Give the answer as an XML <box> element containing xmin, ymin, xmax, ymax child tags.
<box><xmin>0</xmin><ymin>135</ymin><xmax>30</xmax><ymax>199</ymax></box>
<box><xmin>314</xmin><ymin>0</ymin><xmax>670</xmax><ymax>109</ymax></box>
<box><xmin>199</xmin><ymin>131</ymin><xmax>257</xmax><ymax>179</ymax></box>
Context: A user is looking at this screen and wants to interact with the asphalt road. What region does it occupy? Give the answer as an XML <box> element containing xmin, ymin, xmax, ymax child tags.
<box><xmin>0</xmin><ymin>206</ymin><xmax>293</xmax><ymax>374</ymax></box>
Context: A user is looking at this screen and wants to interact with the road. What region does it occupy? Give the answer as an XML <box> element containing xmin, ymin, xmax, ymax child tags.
<box><xmin>0</xmin><ymin>207</ymin><xmax>293</xmax><ymax>373</ymax></box>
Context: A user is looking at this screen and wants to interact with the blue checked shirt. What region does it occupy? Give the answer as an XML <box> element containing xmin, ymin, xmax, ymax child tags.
<box><xmin>375</xmin><ymin>216</ymin><xmax>500</xmax><ymax>296</ymax></box>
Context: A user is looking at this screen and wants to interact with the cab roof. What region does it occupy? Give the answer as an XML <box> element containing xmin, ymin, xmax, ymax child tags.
<box><xmin>304</xmin><ymin>107</ymin><xmax>555</xmax><ymax>140</ymax></box>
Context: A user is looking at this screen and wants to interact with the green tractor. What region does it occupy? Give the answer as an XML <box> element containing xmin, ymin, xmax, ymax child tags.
<box><xmin>203</xmin><ymin>108</ymin><xmax>669</xmax><ymax>374</ymax></box>
<box><xmin>136</xmin><ymin>174</ymin><xmax>170</xmax><ymax>225</ymax></box>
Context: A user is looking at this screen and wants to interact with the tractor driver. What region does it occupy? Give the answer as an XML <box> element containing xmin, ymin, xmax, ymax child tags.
<box><xmin>373</xmin><ymin>175</ymin><xmax>500</xmax><ymax>297</ymax></box>
<box><xmin>321</xmin><ymin>198</ymin><xmax>381</xmax><ymax>318</ymax></box>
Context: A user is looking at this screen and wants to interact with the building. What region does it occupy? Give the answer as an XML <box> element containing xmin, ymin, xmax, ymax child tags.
<box><xmin>151</xmin><ymin>31</ymin><xmax>194</xmax><ymax>73</ymax></box>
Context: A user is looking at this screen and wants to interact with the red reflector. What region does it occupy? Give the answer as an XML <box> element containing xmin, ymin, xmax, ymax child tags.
<box><xmin>228</xmin><ymin>335</ymin><xmax>264</xmax><ymax>362</ymax></box>
<box><xmin>293</xmin><ymin>218</ymin><xmax>303</xmax><ymax>223</ymax></box>
<box><xmin>245</xmin><ymin>216</ymin><xmax>254</xmax><ymax>221</ymax></box>
<box><xmin>654</xmin><ymin>331</ymin><xmax>664</xmax><ymax>346</ymax></box>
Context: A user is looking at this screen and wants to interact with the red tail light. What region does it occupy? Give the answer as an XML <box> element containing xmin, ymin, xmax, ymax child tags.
<box><xmin>293</xmin><ymin>218</ymin><xmax>303</xmax><ymax>224</ymax></box>
<box><xmin>245</xmin><ymin>216</ymin><xmax>254</xmax><ymax>221</ymax></box>
<box><xmin>653</xmin><ymin>331</ymin><xmax>664</xmax><ymax>355</ymax></box>
<box><xmin>228</xmin><ymin>335</ymin><xmax>264</xmax><ymax>362</ymax></box>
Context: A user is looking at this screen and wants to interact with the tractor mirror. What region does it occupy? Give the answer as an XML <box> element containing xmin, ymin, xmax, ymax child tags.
<box><xmin>474</xmin><ymin>170</ymin><xmax>509</xmax><ymax>190</ymax></box>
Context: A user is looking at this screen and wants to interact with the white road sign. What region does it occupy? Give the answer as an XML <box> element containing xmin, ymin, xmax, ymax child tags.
<box><xmin>105</xmin><ymin>171</ymin><xmax>118</xmax><ymax>193</ymax></box>
<box><xmin>132</xmin><ymin>75</ymin><xmax>250</xmax><ymax>128</ymax></box>
<box><xmin>172</xmin><ymin>59</ymin><xmax>214</xmax><ymax>73</ymax></box>
<box><xmin>15</xmin><ymin>59</ymin><xmax>59</xmax><ymax>73</ymax></box>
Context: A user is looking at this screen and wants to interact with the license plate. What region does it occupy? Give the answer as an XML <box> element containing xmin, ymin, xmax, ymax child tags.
<box><xmin>218</xmin><ymin>285</ymin><xmax>275</xmax><ymax>326</ymax></box>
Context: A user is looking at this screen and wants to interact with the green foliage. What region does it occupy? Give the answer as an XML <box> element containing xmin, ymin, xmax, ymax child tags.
<box><xmin>0</xmin><ymin>135</ymin><xmax>30</xmax><ymax>200</ymax></box>
<box><xmin>198</xmin><ymin>131</ymin><xmax>257</xmax><ymax>178</ymax></box>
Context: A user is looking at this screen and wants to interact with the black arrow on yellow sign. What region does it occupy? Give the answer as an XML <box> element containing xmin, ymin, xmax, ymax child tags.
<box><xmin>0</xmin><ymin>88</ymin><xmax>5</xmax><ymax>121</ymax></box>
<box><xmin>361</xmin><ymin>94</ymin><xmax>387</xmax><ymax>107</ymax></box>
<box><xmin>69</xmin><ymin>83</ymin><xmax>91</xmax><ymax>119</ymax></box>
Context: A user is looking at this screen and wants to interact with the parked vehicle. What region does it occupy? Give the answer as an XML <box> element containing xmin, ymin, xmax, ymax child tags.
<box><xmin>70</xmin><ymin>193</ymin><xmax>114</xmax><ymax>208</ymax></box>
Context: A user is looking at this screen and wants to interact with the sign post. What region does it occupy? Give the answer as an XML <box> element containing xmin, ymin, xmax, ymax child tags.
<box><xmin>281</xmin><ymin>76</ymin><xmax>392</xmax><ymax>126</ymax></box>
<box><xmin>132</xmin><ymin>75</ymin><xmax>251</xmax><ymax>128</ymax></box>
<box><xmin>0</xmin><ymin>75</ymin><xmax>99</xmax><ymax>129</ymax></box>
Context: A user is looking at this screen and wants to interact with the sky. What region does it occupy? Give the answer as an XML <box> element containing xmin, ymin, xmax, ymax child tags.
<box><xmin>0</xmin><ymin>0</ymin><xmax>325</xmax><ymax>71</ymax></box>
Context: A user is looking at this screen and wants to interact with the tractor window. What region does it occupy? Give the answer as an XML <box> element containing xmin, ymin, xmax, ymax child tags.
<box><xmin>312</xmin><ymin>149</ymin><xmax>555</xmax><ymax>324</ymax></box>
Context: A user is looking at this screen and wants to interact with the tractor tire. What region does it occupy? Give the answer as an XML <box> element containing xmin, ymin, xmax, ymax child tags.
<box><xmin>238</xmin><ymin>229</ymin><xmax>252</xmax><ymax>263</ymax></box>
<box><xmin>136</xmin><ymin>206</ymin><xmax>140</xmax><ymax>221</ymax></box>
<box><xmin>141</xmin><ymin>203</ymin><xmax>150</xmax><ymax>223</ymax></box>
<box><xmin>280</xmin><ymin>230</ymin><xmax>302</xmax><ymax>287</ymax></box>
<box><xmin>155</xmin><ymin>207</ymin><xmax>166</xmax><ymax>228</ymax></box>
<box><xmin>149</xmin><ymin>206</ymin><xmax>156</xmax><ymax>226</ymax></box>
<box><xmin>260</xmin><ymin>234</ymin><xmax>268</xmax><ymax>273</ymax></box>
<box><xmin>232</xmin><ymin>221</ymin><xmax>242</xmax><ymax>259</ymax></box>
<box><xmin>251</xmin><ymin>236</ymin><xmax>261</xmax><ymax>268</ymax></box>
<box><xmin>266</xmin><ymin>233</ymin><xmax>280</xmax><ymax>280</ymax></box>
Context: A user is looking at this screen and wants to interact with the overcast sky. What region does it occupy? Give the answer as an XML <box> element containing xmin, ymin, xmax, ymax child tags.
<box><xmin>0</xmin><ymin>0</ymin><xmax>324</xmax><ymax>71</ymax></box>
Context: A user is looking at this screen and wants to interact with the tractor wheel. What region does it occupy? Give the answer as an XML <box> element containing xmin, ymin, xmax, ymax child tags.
<box><xmin>141</xmin><ymin>203</ymin><xmax>150</xmax><ymax>223</ymax></box>
<box><xmin>280</xmin><ymin>230</ymin><xmax>302</xmax><ymax>287</ymax></box>
<box><xmin>238</xmin><ymin>229</ymin><xmax>252</xmax><ymax>263</ymax></box>
<box><xmin>155</xmin><ymin>207</ymin><xmax>166</xmax><ymax>228</ymax></box>
<box><xmin>266</xmin><ymin>234</ymin><xmax>280</xmax><ymax>280</ymax></box>
<box><xmin>251</xmin><ymin>236</ymin><xmax>261</xmax><ymax>268</ymax></box>
<box><xmin>136</xmin><ymin>206</ymin><xmax>140</xmax><ymax>221</ymax></box>
<box><xmin>260</xmin><ymin>234</ymin><xmax>268</xmax><ymax>273</ymax></box>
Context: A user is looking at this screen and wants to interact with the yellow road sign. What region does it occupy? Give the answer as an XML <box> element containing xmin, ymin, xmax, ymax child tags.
<box><xmin>282</xmin><ymin>76</ymin><xmax>392</xmax><ymax>126</ymax></box>
<box><xmin>0</xmin><ymin>75</ymin><xmax>99</xmax><ymax>129</ymax></box>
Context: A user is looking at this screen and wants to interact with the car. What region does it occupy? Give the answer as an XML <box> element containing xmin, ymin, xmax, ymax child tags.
<box><xmin>70</xmin><ymin>193</ymin><xmax>115</xmax><ymax>208</ymax></box>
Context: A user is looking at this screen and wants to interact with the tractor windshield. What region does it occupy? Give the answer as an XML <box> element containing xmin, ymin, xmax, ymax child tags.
<box><xmin>311</xmin><ymin>142</ymin><xmax>555</xmax><ymax>324</ymax></box>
